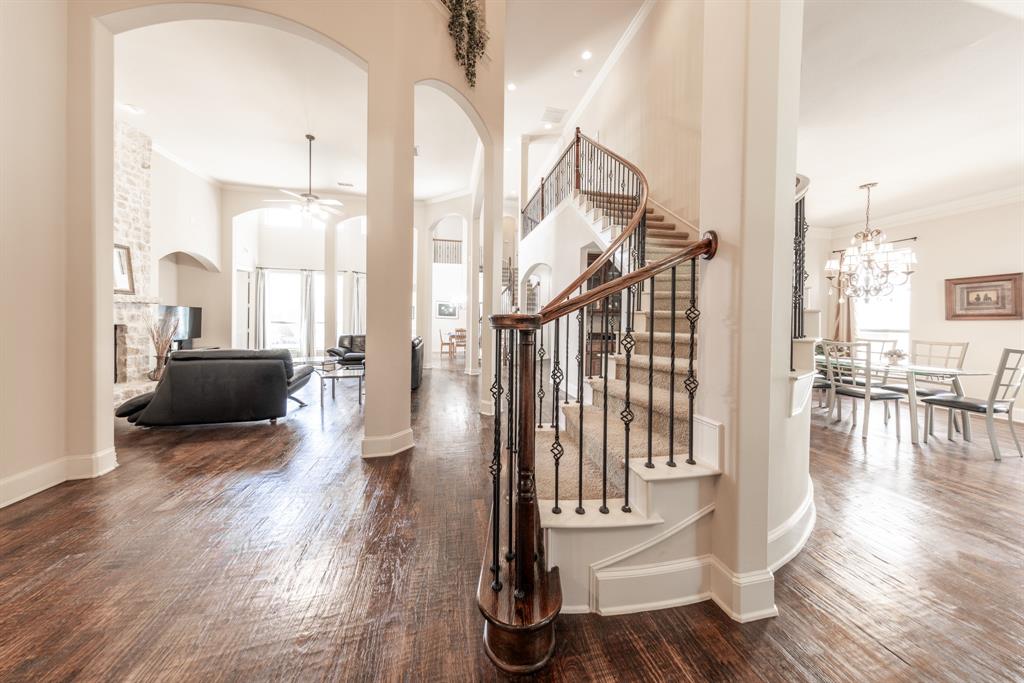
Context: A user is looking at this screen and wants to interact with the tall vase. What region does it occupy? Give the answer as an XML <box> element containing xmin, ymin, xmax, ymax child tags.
<box><xmin>148</xmin><ymin>354</ymin><xmax>166</xmax><ymax>381</ymax></box>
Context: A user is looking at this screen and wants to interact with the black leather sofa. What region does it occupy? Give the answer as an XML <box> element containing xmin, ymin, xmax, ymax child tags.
<box><xmin>114</xmin><ymin>349</ymin><xmax>314</xmax><ymax>426</ymax></box>
<box><xmin>328</xmin><ymin>335</ymin><xmax>425</xmax><ymax>390</ymax></box>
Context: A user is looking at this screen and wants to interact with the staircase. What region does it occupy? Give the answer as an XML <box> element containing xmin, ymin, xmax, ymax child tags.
<box><xmin>533</xmin><ymin>193</ymin><xmax>720</xmax><ymax>614</ymax></box>
<box><xmin>479</xmin><ymin>127</ymin><xmax>718</xmax><ymax>674</ymax></box>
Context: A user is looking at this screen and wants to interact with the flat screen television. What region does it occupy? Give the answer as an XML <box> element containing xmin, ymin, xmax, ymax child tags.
<box><xmin>159</xmin><ymin>305</ymin><xmax>202</xmax><ymax>341</ymax></box>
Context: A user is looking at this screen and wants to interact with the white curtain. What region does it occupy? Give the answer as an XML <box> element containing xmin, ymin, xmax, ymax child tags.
<box><xmin>254</xmin><ymin>268</ymin><xmax>266</xmax><ymax>349</ymax></box>
<box><xmin>830</xmin><ymin>291</ymin><xmax>857</xmax><ymax>341</ymax></box>
<box><xmin>300</xmin><ymin>269</ymin><xmax>316</xmax><ymax>357</ymax></box>
<box><xmin>352</xmin><ymin>273</ymin><xmax>366</xmax><ymax>334</ymax></box>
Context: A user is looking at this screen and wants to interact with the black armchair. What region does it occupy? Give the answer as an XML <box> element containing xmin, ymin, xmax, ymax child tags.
<box><xmin>328</xmin><ymin>334</ymin><xmax>366</xmax><ymax>366</ymax></box>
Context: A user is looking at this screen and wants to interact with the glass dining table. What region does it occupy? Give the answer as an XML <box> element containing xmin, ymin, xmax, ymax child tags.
<box><xmin>814</xmin><ymin>356</ymin><xmax>992</xmax><ymax>444</ymax></box>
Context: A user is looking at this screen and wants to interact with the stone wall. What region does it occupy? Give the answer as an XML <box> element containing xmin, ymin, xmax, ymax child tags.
<box><xmin>113</xmin><ymin>121</ymin><xmax>158</xmax><ymax>387</ymax></box>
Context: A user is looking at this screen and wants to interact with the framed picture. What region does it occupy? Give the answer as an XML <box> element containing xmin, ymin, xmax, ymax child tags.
<box><xmin>113</xmin><ymin>244</ymin><xmax>135</xmax><ymax>294</ymax></box>
<box><xmin>435</xmin><ymin>301</ymin><xmax>458</xmax><ymax>319</ymax></box>
<box><xmin>945</xmin><ymin>272</ymin><xmax>1022</xmax><ymax>321</ymax></box>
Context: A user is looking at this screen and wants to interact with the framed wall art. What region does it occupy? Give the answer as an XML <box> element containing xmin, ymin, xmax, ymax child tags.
<box><xmin>945</xmin><ymin>272</ymin><xmax>1022</xmax><ymax>321</ymax></box>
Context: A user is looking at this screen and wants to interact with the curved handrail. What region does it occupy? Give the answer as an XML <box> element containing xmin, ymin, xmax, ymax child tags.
<box><xmin>795</xmin><ymin>174</ymin><xmax>810</xmax><ymax>203</ymax></box>
<box><xmin>539</xmin><ymin>232</ymin><xmax>716</xmax><ymax>324</ymax></box>
<box><xmin>538</xmin><ymin>132</ymin><xmax>649</xmax><ymax>316</ymax></box>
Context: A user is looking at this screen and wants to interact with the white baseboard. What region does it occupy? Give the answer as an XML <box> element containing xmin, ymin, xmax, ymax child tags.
<box><xmin>478</xmin><ymin>397</ymin><xmax>494</xmax><ymax>416</ymax></box>
<box><xmin>767</xmin><ymin>477</ymin><xmax>816</xmax><ymax>572</ymax></box>
<box><xmin>708</xmin><ymin>556</ymin><xmax>778</xmax><ymax>622</ymax></box>
<box><xmin>594</xmin><ymin>556</ymin><xmax>711</xmax><ymax>615</ymax></box>
<box><xmin>361</xmin><ymin>428</ymin><xmax>414</xmax><ymax>458</ymax></box>
<box><xmin>1</xmin><ymin>447</ymin><xmax>119</xmax><ymax>509</ymax></box>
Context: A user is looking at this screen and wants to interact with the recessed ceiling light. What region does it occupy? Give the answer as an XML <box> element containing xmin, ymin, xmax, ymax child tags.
<box><xmin>507</xmin><ymin>82</ymin><xmax>517</xmax><ymax>91</ymax></box>
<box><xmin>544</xmin><ymin>123</ymin><xmax>553</xmax><ymax>130</ymax></box>
<box><xmin>581</xmin><ymin>50</ymin><xmax>593</xmax><ymax>61</ymax></box>
<box><xmin>118</xmin><ymin>102</ymin><xmax>145</xmax><ymax>115</ymax></box>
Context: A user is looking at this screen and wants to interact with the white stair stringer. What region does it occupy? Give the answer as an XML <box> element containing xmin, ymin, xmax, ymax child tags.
<box><xmin>540</xmin><ymin>416</ymin><xmax>724</xmax><ymax>615</ymax></box>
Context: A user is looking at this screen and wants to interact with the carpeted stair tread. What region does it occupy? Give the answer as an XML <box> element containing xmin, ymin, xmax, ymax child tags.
<box><xmin>590</xmin><ymin>377</ymin><xmax>690</xmax><ymax>419</ymax></box>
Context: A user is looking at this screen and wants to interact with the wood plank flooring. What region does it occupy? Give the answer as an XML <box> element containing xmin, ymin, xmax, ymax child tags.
<box><xmin>1</xmin><ymin>360</ymin><xmax>1021</xmax><ymax>681</ymax></box>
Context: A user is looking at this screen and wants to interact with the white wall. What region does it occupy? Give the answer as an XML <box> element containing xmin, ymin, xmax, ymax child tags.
<box><xmin>539</xmin><ymin>0</ymin><xmax>704</xmax><ymax>223</ymax></box>
<box><xmin>151</xmin><ymin>150</ymin><xmax>222</xmax><ymax>274</ymax></box>
<box><xmin>0</xmin><ymin>0</ymin><xmax>71</xmax><ymax>505</ymax></box>
<box><xmin>826</xmin><ymin>198</ymin><xmax>1024</xmax><ymax>412</ymax></box>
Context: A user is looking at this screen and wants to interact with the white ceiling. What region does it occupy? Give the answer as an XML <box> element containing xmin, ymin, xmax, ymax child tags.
<box><xmin>114</xmin><ymin>20</ymin><xmax>478</xmax><ymax>200</ymax></box>
<box><xmin>504</xmin><ymin>0</ymin><xmax>644</xmax><ymax>198</ymax></box>
<box><xmin>799</xmin><ymin>0</ymin><xmax>1024</xmax><ymax>229</ymax></box>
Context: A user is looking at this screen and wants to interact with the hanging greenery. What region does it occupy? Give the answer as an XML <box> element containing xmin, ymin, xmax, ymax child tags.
<box><xmin>445</xmin><ymin>0</ymin><xmax>489</xmax><ymax>87</ymax></box>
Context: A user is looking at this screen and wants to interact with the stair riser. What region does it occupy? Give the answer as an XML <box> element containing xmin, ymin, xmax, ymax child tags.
<box><xmin>590</xmin><ymin>390</ymin><xmax>691</xmax><ymax>453</ymax></box>
<box><xmin>614</xmin><ymin>361</ymin><xmax>687</xmax><ymax>391</ymax></box>
<box><xmin>634</xmin><ymin>338</ymin><xmax>694</xmax><ymax>358</ymax></box>
<box><xmin>638</xmin><ymin>314</ymin><xmax>694</xmax><ymax>334</ymax></box>
<box><xmin>641</xmin><ymin>293</ymin><xmax>694</xmax><ymax>312</ymax></box>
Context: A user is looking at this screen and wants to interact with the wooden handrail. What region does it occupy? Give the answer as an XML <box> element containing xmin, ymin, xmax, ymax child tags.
<box><xmin>539</xmin><ymin>131</ymin><xmax>649</xmax><ymax>316</ymax></box>
<box><xmin>540</xmin><ymin>232</ymin><xmax>717</xmax><ymax>323</ymax></box>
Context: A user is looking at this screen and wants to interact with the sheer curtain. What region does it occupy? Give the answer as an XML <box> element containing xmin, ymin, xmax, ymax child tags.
<box><xmin>299</xmin><ymin>269</ymin><xmax>316</xmax><ymax>357</ymax></box>
<box><xmin>352</xmin><ymin>273</ymin><xmax>366</xmax><ymax>334</ymax></box>
<box><xmin>254</xmin><ymin>268</ymin><xmax>266</xmax><ymax>349</ymax></box>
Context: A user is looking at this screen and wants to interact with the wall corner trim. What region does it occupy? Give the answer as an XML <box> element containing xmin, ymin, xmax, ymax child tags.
<box><xmin>708</xmin><ymin>556</ymin><xmax>778</xmax><ymax>622</ymax></box>
<box><xmin>361</xmin><ymin>428</ymin><xmax>415</xmax><ymax>458</ymax></box>
<box><xmin>0</xmin><ymin>448</ymin><xmax>119</xmax><ymax>509</ymax></box>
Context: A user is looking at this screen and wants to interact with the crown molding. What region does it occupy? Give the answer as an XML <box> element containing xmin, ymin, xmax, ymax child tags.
<box><xmin>424</xmin><ymin>188</ymin><xmax>473</xmax><ymax>205</ymax></box>
<box><xmin>826</xmin><ymin>186</ymin><xmax>1022</xmax><ymax>238</ymax></box>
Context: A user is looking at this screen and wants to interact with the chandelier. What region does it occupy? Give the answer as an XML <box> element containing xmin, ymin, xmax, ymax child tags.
<box><xmin>824</xmin><ymin>182</ymin><xmax>916</xmax><ymax>302</ymax></box>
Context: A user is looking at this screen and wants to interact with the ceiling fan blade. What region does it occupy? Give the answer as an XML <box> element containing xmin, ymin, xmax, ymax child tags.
<box><xmin>279</xmin><ymin>189</ymin><xmax>304</xmax><ymax>199</ymax></box>
<box><xmin>321</xmin><ymin>205</ymin><xmax>344</xmax><ymax>217</ymax></box>
<box><xmin>263</xmin><ymin>199</ymin><xmax>298</xmax><ymax>203</ymax></box>
<box><xmin>319</xmin><ymin>199</ymin><xmax>344</xmax><ymax>207</ymax></box>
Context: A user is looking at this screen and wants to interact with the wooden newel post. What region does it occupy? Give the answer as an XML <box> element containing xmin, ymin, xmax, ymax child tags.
<box><xmin>478</xmin><ymin>313</ymin><xmax>562</xmax><ymax>676</ymax></box>
<box><xmin>573</xmin><ymin>127</ymin><xmax>581</xmax><ymax>191</ymax></box>
<box><xmin>514</xmin><ymin>324</ymin><xmax>538</xmax><ymax>598</ymax></box>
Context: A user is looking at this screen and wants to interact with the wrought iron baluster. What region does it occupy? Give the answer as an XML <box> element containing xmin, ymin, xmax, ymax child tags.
<box><xmin>600</xmin><ymin>295</ymin><xmax>610</xmax><ymax>514</ymax></box>
<box><xmin>685</xmin><ymin>259</ymin><xmax>699</xmax><ymax>466</ymax></box>
<box><xmin>668</xmin><ymin>265</ymin><xmax>677</xmax><ymax>467</ymax></box>
<box><xmin>621</xmin><ymin>274</ymin><xmax>635</xmax><ymax>513</ymax></box>
<box><xmin>576</xmin><ymin>291</ymin><xmax>585</xmax><ymax>515</ymax></box>
<box><xmin>489</xmin><ymin>328</ymin><xmax>503</xmax><ymax>591</ymax></box>
<box><xmin>563</xmin><ymin>314</ymin><xmax>570</xmax><ymax>405</ymax></box>
<box><xmin>646</xmin><ymin>273</ymin><xmax>655</xmax><ymax>468</ymax></box>
<box><xmin>550</xmin><ymin>319</ymin><xmax>563</xmax><ymax>513</ymax></box>
<box><xmin>536</xmin><ymin>329</ymin><xmax>546</xmax><ymax>428</ymax></box>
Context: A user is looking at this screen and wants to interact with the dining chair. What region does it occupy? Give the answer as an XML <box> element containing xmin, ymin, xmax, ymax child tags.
<box><xmin>881</xmin><ymin>340</ymin><xmax>969</xmax><ymax>438</ymax></box>
<box><xmin>856</xmin><ymin>337</ymin><xmax>896</xmax><ymax>368</ymax></box>
<box><xmin>451</xmin><ymin>328</ymin><xmax>468</xmax><ymax>356</ymax></box>
<box><xmin>922</xmin><ymin>348</ymin><xmax>1023</xmax><ymax>460</ymax></box>
<box><xmin>823</xmin><ymin>340</ymin><xmax>903</xmax><ymax>439</ymax></box>
<box><xmin>438</xmin><ymin>330</ymin><xmax>453</xmax><ymax>358</ymax></box>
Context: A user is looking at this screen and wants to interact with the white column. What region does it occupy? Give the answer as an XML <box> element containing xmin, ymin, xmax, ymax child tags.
<box><xmin>323</xmin><ymin>218</ymin><xmax>338</xmax><ymax>352</ymax></box>
<box><xmin>363</xmin><ymin>55</ymin><xmax>415</xmax><ymax>457</ymax></box>
<box><xmin>479</xmin><ymin>143</ymin><xmax>503</xmax><ymax>414</ymax></box>
<box><xmin>519</xmin><ymin>134</ymin><xmax>530</xmax><ymax>230</ymax></box>
<box><xmin>698</xmin><ymin>0</ymin><xmax>804</xmax><ymax>620</ymax></box>
<box><xmin>464</xmin><ymin>212</ymin><xmax>479</xmax><ymax>375</ymax></box>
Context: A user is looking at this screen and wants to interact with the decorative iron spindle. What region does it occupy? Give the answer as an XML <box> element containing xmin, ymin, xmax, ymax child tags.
<box><xmin>668</xmin><ymin>265</ymin><xmax>677</xmax><ymax>467</ymax></box>
<box><xmin>646</xmin><ymin>273</ymin><xmax>655</xmax><ymax>469</ymax></box>
<box><xmin>563</xmin><ymin>314</ymin><xmax>570</xmax><ymax>405</ymax></box>
<box><xmin>576</xmin><ymin>292</ymin><xmax>585</xmax><ymax>515</ymax></box>
<box><xmin>621</xmin><ymin>276</ymin><xmax>635</xmax><ymax>513</ymax></box>
<box><xmin>600</xmin><ymin>296</ymin><xmax>610</xmax><ymax>514</ymax></box>
<box><xmin>489</xmin><ymin>329</ymin><xmax>503</xmax><ymax>591</ymax></box>
<box><xmin>550</xmin><ymin>319</ymin><xmax>563</xmax><ymax>514</ymax></box>
<box><xmin>685</xmin><ymin>260</ymin><xmax>699</xmax><ymax>466</ymax></box>
<box><xmin>536</xmin><ymin>333</ymin><xmax>546</xmax><ymax>428</ymax></box>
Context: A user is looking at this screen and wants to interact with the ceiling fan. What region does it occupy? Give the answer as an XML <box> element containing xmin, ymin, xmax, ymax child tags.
<box><xmin>264</xmin><ymin>134</ymin><xmax>343</xmax><ymax>218</ymax></box>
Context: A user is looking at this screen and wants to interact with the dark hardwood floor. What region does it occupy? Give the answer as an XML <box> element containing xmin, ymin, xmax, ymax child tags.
<box><xmin>1</xmin><ymin>360</ymin><xmax>1021</xmax><ymax>681</ymax></box>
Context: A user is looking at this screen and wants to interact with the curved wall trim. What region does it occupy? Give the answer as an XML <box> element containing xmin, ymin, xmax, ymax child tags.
<box><xmin>767</xmin><ymin>475</ymin><xmax>816</xmax><ymax>571</ymax></box>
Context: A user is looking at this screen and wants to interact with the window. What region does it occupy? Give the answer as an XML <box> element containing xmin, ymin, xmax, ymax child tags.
<box><xmin>265</xmin><ymin>270</ymin><xmax>301</xmax><ymax>352</ymax></box>
<box><xmin>855</xmin><ymin>250</ymin><xmax>911</xmax><ymax>351</ymax></box>
<box><xmin>313</xmin><ymin>272</ymin><xmax>325</xmax><ymax>354</ymax></box>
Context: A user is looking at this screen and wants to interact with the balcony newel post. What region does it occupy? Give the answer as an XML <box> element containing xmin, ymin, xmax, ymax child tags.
<box><xmin>540</xmin><ymin>177</ymin><xmax>545</xmax><ymax>219</ymax></box>
<box><xmin>573</xmin><ymin>127</ymin><xmax>581</xmax><ymax>192</ymax></box>
<box><xmin>514</xmin><ymin>319</ymin><xmax>538</xmax><ymax>598</ymax></box>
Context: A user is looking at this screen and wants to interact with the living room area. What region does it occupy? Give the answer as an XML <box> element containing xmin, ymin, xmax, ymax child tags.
<box><xmin>105</xmin><ymin>18</ymin><xmax>484</xmax><ymax>432</ymax></box>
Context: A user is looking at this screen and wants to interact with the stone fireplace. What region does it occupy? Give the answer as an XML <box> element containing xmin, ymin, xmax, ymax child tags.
<box><xmin>113</xmin><ymin>121</ymin><xmax>159</xmax><ymax>404</ymax></box>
